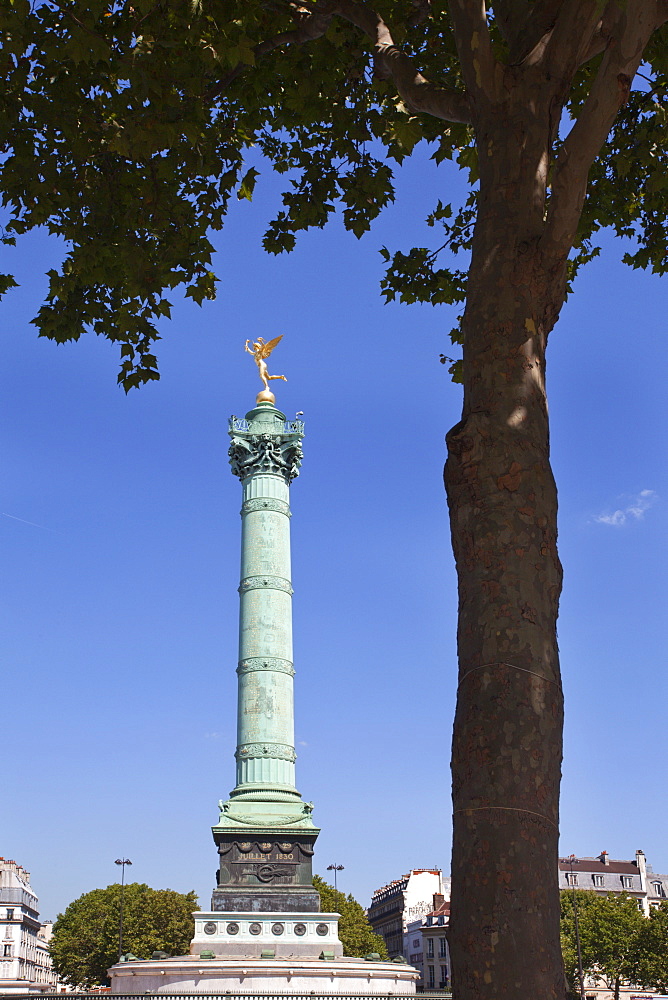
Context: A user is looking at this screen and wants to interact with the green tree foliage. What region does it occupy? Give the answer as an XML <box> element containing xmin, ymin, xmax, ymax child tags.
<box><xmin>560</xmin><ymin>891</ymin><xmax>646</xmax><ymax>1000</ymax></box>
<box><xmin>313</xmin><ymin>874</ymin><xmax>387</xmax><ymax>958</ymax></box>
<box><xmin>630</xmin><ymin>901</ymin><xmax>668</xmax><ymax>993</ymax></box>
<box><xmin>49</xmin><ymin>882</ymin><xmax>198</xmax><ymax>987</ymax></box>
<box><xmin>0</xmin><ymin>2</ymin><xmax>665</xmax><ymax>386</ymax></box>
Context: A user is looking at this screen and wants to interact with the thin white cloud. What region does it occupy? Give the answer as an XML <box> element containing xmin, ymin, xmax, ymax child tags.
<box><xmin>593</xmin><ymin>489</ymin><xmax>658</xmax><ymax>527</ymax></box>
<box><xmin>2</xmin><ymin>511</ymin><xmax>53</xmax><ymax>531</ymax></box>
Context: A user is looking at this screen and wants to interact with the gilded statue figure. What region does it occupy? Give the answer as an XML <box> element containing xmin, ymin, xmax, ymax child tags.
<box><xmin>245</xmin><ymin>336</ymin><xmax>287</xmax><ymax>394</ymax></box>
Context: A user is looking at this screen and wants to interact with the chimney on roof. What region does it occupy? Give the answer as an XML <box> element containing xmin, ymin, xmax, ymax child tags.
<box><xmin>600</xmin><ymin>851</ymin><xmax>609</xmax><ymax>865</ymax></box>
<box><xmin>636</xmin><ymin>850</ymin><xmax>647</xmax><ymax>884</ymax></box>
<box><xmin>433</xmin><ymin>893</ymin><xmax>445</xmax><ymax>910</ymax></box>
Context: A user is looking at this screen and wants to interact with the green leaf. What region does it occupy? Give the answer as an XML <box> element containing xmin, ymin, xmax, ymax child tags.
<box><xmin>237</xmin><ymin>167</ymin><xmax>259</xmax><ymax>202</ymax></box>
<box><xmin>387</xmin><ymin>117</ymin><xmax>423</xmax><ymax>156</ymax></box>
<box><xmin>0</xmin><ymin>274</ymin><xmax>19</xmax><ymax>297</ymax></box>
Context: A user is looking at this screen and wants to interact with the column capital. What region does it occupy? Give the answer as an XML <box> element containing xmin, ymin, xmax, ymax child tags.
<box><xmin>228</xmin><ymin>406</ymin><xmax>304</xmax><ymax>484</ymax></box>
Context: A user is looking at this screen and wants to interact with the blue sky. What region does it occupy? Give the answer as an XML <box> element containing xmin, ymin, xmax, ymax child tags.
<box><xmin>2</xmin><ymin>146</ymin><xmax>666</xmax><ymax>922</ymax></box>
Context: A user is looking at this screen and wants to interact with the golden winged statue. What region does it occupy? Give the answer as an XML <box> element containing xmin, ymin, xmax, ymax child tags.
<box><xmin>245</xmin><ymin>336</ymin><xmax>287</xmax><ymax>402</ymax></box>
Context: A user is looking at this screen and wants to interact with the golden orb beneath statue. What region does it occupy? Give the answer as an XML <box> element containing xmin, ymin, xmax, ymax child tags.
<box><xmin>256</xmin><ymin>388</ymin><xmax>276</xmax><ymax>405</ymax></box>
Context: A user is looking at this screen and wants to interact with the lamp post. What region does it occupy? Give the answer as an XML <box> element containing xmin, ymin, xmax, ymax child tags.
<box><xmin>565</xmin><ymin>854</ymin><xmax>585</xmax><ymax>1000</ymax></box>
<box><xmin>327</xmin><ymin>864</ymin><xmax>344</xmax><ymax>893</ymax></box>
<box><xmin>115</xmin><ymin>858</ymin><xmax>132</xmax><ymax>962</ymax></box>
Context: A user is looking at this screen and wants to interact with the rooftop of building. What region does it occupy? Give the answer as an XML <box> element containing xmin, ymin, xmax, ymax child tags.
<box><xmin>559</xmin><ymin>860</ymin><xmax>638</xmax><ymax>875</ymax></box>
<box><xmin>371</xmin><ymin>870</ymin><xmax>442</xmax><ymax>899</ymax></box>
<box><xmin>0</xmin><ymin>858</ymin><xmax>31</xmax><ymax>884</ymax></box>
<box><xmin>558</xmin><ymin>852</ymin><xmax>646</xmax><ymax>876</ymax></box>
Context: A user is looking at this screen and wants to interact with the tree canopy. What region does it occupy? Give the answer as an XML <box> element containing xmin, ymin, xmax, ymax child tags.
<box><xmin>313</xmin><ymin>874</ymin><xmax>388</xmax><ymax>958</ymax></box>
<box><xmin>49</xmin><ymin>882</ymin><xmax>198</xmax><ymax>987</ymax></box>
<box><xmin>1</xmin><ymin>1</ymin><xmax>666</xmax><ymax>386</ymax></box>
<box><xmin>560</xmin><ymin>891</ymin><xmax>666</xmax><ymax>1000</ymax></box>
<box><xmin>630</xmin><ymin>901</ymin><xmax>668</xmax><ymax>994</ymax></box>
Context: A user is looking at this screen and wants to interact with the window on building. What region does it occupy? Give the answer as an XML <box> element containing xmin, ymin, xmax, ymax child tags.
<box><xmin>439</xmin><ymin>937</ymin><xmax>447</xmax><ymax>958</ymax></box>
<box><xmin>427</xmin><ymin>939</ymin><xmax>434</xmax><ymax>958</ymax></box>
<box><xmin>621</xmin><ymin>876</ymin><xmax>633</xmax><ymax>888</ymax></box>
<box><xmin>637</xmin><ymin>900</ymin><xmax>644</xmax><ymax>911</ymax></box>
<box><xmin>428</xmin><ymin>965</ymin><xmax>435</xmax><ymax>988</ymax></box>
<box><xmin>439</xmin><ymin>965</ymin><xmax>448</xmax><ymax>988</ymax></box>
<box><xmin>652</xmin><ymin>882</ymin><xmax>665</xmax><ymax>897</ymax></box>
<box><xmin>3</xmin><ymin>945</ymin><xmax>11</xmax><ymax>957</ymax></box>
<box><xmin>566</xmin><ymin>873</ymin><xmax>578</xmax><ymax>885</ymax></box>
<box><xmin>592</xmin><ymin>875</ymin><xmax>603</xmax><ymax>887</ymax></box>
<box><xmin>6</xmin><ymin>909</ymin><xmax>14</xmax><ymax>920</ymax></box>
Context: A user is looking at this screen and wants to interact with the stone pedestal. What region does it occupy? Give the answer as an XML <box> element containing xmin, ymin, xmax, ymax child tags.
<box><xmin>211</xmin><ymin>830</ymin><xmax>320</xmax><ymax>912</ymax></box>
<box><xmin>191</xmin><ymin>911</ymin><xmax>342</xmax><ymax>959</ymax></box>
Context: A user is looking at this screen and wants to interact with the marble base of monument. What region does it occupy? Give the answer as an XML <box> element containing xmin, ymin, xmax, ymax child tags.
<box><xmin>108</xmin><ymin>955</ymin><xmax>418</xmax><ymax>995</ymax></box>
<box><xmin>108</xmin><ymin>910</ymin><xmax>417</xmax><ymax>995</ymax></box>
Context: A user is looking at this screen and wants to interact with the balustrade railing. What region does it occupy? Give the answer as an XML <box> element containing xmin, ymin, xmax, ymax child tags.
<box><xmin>228</xmin><ymin>418</ymin><xmax>304</xmax><ymax>436</ymax></box>
<box><xmin>16</xmin><ymin>994</ymin><xmax>452</xmax><ymax>1000</ymax></box>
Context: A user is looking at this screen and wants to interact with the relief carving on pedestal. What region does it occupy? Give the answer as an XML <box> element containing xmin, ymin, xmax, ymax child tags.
<box><xmin>257</xmin><ymin>864</ymin><xmax>294</xmax><ymax>883</ymax></box>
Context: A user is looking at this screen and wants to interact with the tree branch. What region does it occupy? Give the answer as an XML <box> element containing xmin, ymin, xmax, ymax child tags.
<box><xmin>205</xmin><ymin>0</ymin><xmax>471</xmax><ymax>124</ymax></box>
<box><xmin>447</xmin><ymin>0</ymin><xmax>499</xmax><ymax>103</ymax></box>
<box><xmin>543</xmin><ymin>0</ymin><xmax>615</xmax><ymax>80</ymax></box>
<box><xmin>333</xmin><ymin>0</ymin><xmax>472</xmax><ymax>122</ymax></box>
<box><xmin>507</xmin><ymin>0</ymin><xmax>567</xmax><ymax>65</ymax></box>
<box><xmin>492</xmin><ymin>0</ymin><xmax>531</xmax><ymax>46</ymax></box>
<box><xmin>542</xmin><ymin>0</ymin><xmax>661</xmax><ymax>257</ymax></box>
<box><xmin>205</xmin><ymin>2</ymin><xmax>336</xmax><ymax>101</ymax></box>
<box><xmin>574</xmin><ymin>2</ymin><xmax>625</xmax><ymax>67</ymax></box>
<box><xmin>47</xmin><ymin>0</ymin><xmax>112</xmax><ymax>42</ymax></box>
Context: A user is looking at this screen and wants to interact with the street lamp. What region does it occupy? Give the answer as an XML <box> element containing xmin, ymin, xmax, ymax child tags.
<box><xmin>327</xmin><ymin>864</ymin><xmax>344</xmax><ymax>893</ymax></box>
<box><xmin>564</xmin><ymin>854</ymin><xmax>585</xmax><ymax>1000</ymax></box>
<box><xmin>115</xmin><ymin>858</ymin><xmax>132</xmax><ymax>962</ymax></box>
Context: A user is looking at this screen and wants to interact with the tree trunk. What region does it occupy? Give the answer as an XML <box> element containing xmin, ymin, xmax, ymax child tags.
<box><xmin>444</xmin><ymin>98</ymin><xmax>567</xmax><ymax>999</ymax></box>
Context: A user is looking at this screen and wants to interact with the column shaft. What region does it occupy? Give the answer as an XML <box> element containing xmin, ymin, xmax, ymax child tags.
<box><xmin>236</xmin><ymin>474</ymin><xmax>296</xmax><ymax>791</ymax></box>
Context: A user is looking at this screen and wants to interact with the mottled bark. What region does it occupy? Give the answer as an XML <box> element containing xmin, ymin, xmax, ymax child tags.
<box><xmin>444</xmin><ymin>93</ymin><xmax>567</xmax><ymax>999</ymax></box>
<box><xmin>440</xmin><ymin>4</ymin><xmax>662</xmax><ymax>995</ymax></box>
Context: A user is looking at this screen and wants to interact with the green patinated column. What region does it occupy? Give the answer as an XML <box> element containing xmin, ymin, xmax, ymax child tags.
<box><xmin>211</xmin><ymin>398</ymin><xmax>320</xmax><ymax>913</ymax></box>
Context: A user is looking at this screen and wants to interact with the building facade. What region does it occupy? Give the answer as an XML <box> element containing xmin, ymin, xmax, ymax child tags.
<box><xmin>0</xmin><ymin>858</ymin><xmax>56</xmax><ymax>994</ymax></box>
<box><xmin>367</xmin><ymin>870</ymin><xmax>449</xmax><ymax>964</ymax></box>
<box><xmin>419</xmin><ymin>897</ymin><xmax>450</xmax><ymax>992</ymax></box>
<box><xmin>559</xmin><ymin>850</ymin><xmax>668</xmax><ymax>916</ymax></box>
<box><xmin>371</xmin><ymin>851</ymin><xmax>668</xmax><ymax>995</ymax></box>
